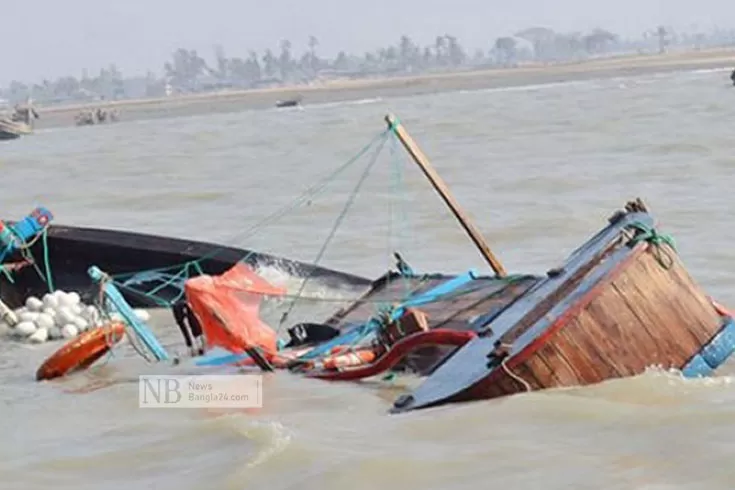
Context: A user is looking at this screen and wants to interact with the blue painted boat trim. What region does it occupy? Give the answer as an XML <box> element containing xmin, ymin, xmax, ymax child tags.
<box><xmin>681</xmin><ymin>315</ymin><xmax>735</xmax><ymax>377</ymax></box>
<box><xmin>393</xmin><ymin>212</ymin><xmax>653</xmax><ymax>412</ymax></box>
<box><xmin>195</xmin><ymin>351</ymin><xmax>250</xmax><ymax>367</ymax></box>
<box><xmin>681</xmin><ymin>354</ymin><xmax>714</xmax><ymax>378</ymax></box>
<box><xmin>389</xmin><ymin>269</ymin><xmax>479</xmax><ymax>321</ymax></box>
<box><xmin>88</xmin><ymin>265</ymin><xmax>170</xmax><ymax>362</ymax></box>
<box><xmin>699</xmin><ymin>316</ymin><xmax>735</xmax><ymax>369</ymax></box>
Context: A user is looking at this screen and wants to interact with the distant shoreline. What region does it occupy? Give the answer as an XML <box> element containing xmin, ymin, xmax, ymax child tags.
<box><xmin>34</xmin><ymin>48</ymin><xmax>735</xmax><ymax>129</ymax></box>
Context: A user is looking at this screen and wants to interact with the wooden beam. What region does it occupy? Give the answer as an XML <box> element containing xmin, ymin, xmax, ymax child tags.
<box><xmin>385</xmin><ymin>114</ymin><xmax>507</xmax><ymax>277</ymax></box>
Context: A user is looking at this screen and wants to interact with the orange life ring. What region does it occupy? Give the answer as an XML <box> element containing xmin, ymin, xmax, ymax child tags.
<box><xmin>36</xmin><ymin>322</ymin><xmax>126</xmax><ymax>381</ymax></box>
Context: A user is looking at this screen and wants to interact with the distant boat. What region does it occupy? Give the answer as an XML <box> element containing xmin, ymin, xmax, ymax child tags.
<box><xmin>0</xmin><ymin>118</ymin><xmax>31</xmax><ymax>141</ymax></box>
<box><xmin>75</xmin><ymin>108</ymin><xmax>119</xmax><ymax>126</ymax></box>
<box><xmin>275</xmin><ymin>96</ymin><xmax>302</xmax><ymax>108</ymax></box>
<box><xmin>0</xmin><ymin>103</ymin><xmax>39</xmax><ymax>140</ymax></box>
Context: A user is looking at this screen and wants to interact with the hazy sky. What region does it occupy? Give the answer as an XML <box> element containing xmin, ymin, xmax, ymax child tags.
<box><xmin>4</xmin><ymin>0</ymin><xmax>733</xmax><ymax>84</ymax></box>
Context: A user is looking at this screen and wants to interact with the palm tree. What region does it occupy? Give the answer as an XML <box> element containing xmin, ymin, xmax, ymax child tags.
<box><xmin>279</xmin><ymin>39</ymin><xmax>293</xmax><ymax>79</ymax></box>
<box><xmin>308</xmin><ymin>35</ymin><xmax>320</xmax><ymax>73</ymax></box>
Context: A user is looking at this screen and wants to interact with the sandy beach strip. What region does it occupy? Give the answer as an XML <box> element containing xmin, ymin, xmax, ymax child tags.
<box><xmin>32</xmin><ymin>47</ymin><xmax>735</xmax><ymax>129</ymax></box>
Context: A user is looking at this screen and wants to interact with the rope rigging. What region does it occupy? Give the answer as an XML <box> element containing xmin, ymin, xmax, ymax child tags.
<box><xmin>101</xmin><ymin>126</ymin><xmax>417</xmax><ymax>308</ymax></box>
<box><xmin>278</xmin><ymin>131</ymin><xmax>390</xmax><ymax>329</ymax></box>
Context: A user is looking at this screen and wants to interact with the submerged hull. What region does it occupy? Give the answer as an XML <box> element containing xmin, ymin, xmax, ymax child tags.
<box><xmin>393</xmin><ymin>201</ymin><xmax>735</xmax><ymax>413</ymax></box>
<box><xmin>0</xmin><ymin>224</ymin><xmax>372</xmax><ymax>309</ymax></box>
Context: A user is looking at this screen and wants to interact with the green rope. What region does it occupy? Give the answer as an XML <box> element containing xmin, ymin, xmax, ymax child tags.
<box><xmin>626</xmin><ymin>221</ymin><xmax>676</xmax><ymax>269</ymax></box>
<box><xmin>110</xmin><ymin>280</ymin><xmax>174</xmax><ymax>307</ymax></box>
<box><xmin>108</xmin><ymin>128</ymin><xmax>390</xmax><ymax>285</ymax></box>
<box><xmin>11</xmin><ymin>227</ymin><xmax>55</xmax><ymax>293</ymax></box>
<box><xmin>144</xmin><ymin>262</ymin><xmax>193</xmax><ymax>297</ymax></box>
<box><xmin>278</xmin><ymin>133</ymin><xmax>390</xmax><ymax>329</ymax></box>
<box><xmin>41</xmin><ymin>228</ymin><xmax>55</xmax><ymax>292</ymax></box>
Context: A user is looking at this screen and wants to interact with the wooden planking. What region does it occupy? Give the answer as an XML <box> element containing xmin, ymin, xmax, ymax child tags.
<box><xmin>636</xmin><ymin>247</ymin><xmax>720</xmax><ymax>343</ymax></box>
<box><xmin>329</xmin><ymin>275</ymin><xmax>537</xmax><ymax>332</ymax></box>
<box><xmin>532</xmin><ymin>343</ymin><xmax>584</xmax><ymax>387</ymax></box>
<box><xmin>611</xmin><ymin>277</ymin><xmax>697</xmax><ymax>364</ymax></box>
<box><xmin>585</xmin><ymin>290</ymin><xmax>664</xmax><ymax>374</ymax></box>
<box><xmin>618</xmin><ymin>250</ymin><xmax>714</xmax><ymax>355</ymax></box>
<box><xmin>503</xmin><ymin>243</ymin><xmax>723</xmax><ymax>394</ymax></box>
<box><xmin>554</xmin><ymin>315</ymin><xmax>623</xmax><ymax>382</ymax></box>
<box><xmin>545</xmin><ymin>318</ymin><xmax>614</xmax><ymax>384</ymax></box>
<box><xmin>326</xmin><ymin>275</ymin><xmax>438</xmax><ymax>326</ymax></box>
<box><xmin>428</xmin><ymin>278</ymin><xmax>539</xmax><ymax>331</ymax></box>
<box><xmin>665</xmin><ymin>250</ymin><xmax>723</xmax><ymax>342</ymax></box>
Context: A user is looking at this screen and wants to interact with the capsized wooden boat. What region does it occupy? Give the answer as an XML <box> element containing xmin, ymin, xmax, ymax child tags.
<box><xmin>0</xmin><ymin>213</ymin><xmax>372</xmax><ymax>310</ymax></box>
<box><xmin>37</xmin><ymin>114</ymin><xmax>735</xmax><ymax>399</ymax></box>
<box><xmin>391</xmin><ymin>199</ymin><xmax>735</xmax><ymax>413</ymax></box>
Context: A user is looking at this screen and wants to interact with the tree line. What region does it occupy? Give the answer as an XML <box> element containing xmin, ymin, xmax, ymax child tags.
<box><xmin>3</xmin><ymin>25</ymin><xmax>735</xmax><ymax>104</ymax></box>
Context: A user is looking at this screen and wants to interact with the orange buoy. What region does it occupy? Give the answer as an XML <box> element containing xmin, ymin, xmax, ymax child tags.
<box><xmin>36</xmin><ymin>322</ymin><xmax>126</xmax><ymax>381</ymax></box>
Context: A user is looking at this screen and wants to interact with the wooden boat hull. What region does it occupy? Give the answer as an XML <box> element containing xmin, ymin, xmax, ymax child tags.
<box><xmin>0</xmin><ymin>224</ymin><xmax>372</xmax><ymax>309</ymax></box>
<box><xmin>393</xmin><ymin>203</ymin><xmax>735</xmax><ymax>412</ymax></box>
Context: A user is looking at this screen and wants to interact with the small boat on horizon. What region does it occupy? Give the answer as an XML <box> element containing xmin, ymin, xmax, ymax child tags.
<box><xmin>275</xmin><ymin>96</ymin><xmax>302</xmax><ymax>108</ymax></box>
<box><xmin>0</xmin><ymin>102</ymin><xmax>39</xmax><ymax>140</ymax></box>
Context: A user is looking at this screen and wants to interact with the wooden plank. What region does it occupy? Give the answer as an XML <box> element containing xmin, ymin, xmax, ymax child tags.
<box><xmin>611</xmin><ymin>277</ymin><xmax>693</xmax><ymax>364</ymax></box>
<box><xmin>617</xmin><ymin>254</ymin><xmax>704</xmax><ymax>359</ymax></box>
<box><xmin>550</xmin><ymin>317</ymin><xmax>614</xmax><ymax>384</ymax></box>
<box><xmin>500</xmin><ymin>362</ymin><xmax>541</xmax><ymax>393</ymax></box>
<box><xmin>429</xmin><ymin>278</ymin><xmax>539</xmax><ymax>331</ymax></box>
<box><xmin>521</xmin><ymin>350</ymin><xmax>565</xmax><ymax>388</ymax></box>
<box><xmin>636</xmin><ymin>250</ymin><xmax>716</xmax><ymax>344</ymax></box>
<box><xmin>586</xmin><ymin>287</ymin><xmax>664</xmax><ymax>374</ymax></box>
<box><xmin>330</xmin><ymin>276</ymin><xmax>438</xmax><ymax>326</ymax></box>
<box><xmin>385</xmin><ymin>114</ymin><xmax>506</xmax><ymax>276</ymax></box>
<box><xmin>533</xmin><ymin>343</ymin><xmax>581</xmax><ymax>386</ymax></box>
<box><xmin>594</xmin><ymin>286</ymin><xmax>662</xmax><ymax>367</ymax></box>
<box><xmin>555</xmin><ymin>323</ymin><xmax>621</xmax><ymax>382</ymax></box>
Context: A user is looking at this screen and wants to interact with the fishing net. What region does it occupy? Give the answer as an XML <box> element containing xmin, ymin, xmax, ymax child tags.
<box><xmin>184</xmin><ymin>263</ymin><xmax>286</xmax><ymax>357</ymax></box>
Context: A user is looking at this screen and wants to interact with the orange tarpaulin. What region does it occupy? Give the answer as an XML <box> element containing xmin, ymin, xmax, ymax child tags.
<box><xmin>184</xmin><ymin>263</ymin><xmax>286</xmax><ymax>358</ymax></box>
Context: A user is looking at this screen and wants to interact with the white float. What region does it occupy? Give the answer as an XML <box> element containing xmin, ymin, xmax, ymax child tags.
<box><xmin>1</xmin><ymin>290</ymin><xmax>152</xmax><ymax>344</ymax></box>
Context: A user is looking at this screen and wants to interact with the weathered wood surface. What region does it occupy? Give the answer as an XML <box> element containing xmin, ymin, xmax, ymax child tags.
<box><xmin>393</xmin><ymin>209</ymin><xmax>726</xmax><ymax>412</ymax></box>
<box><xmin>464</xmin><ymin>242</ymin><xmax>723</xmax><ymax>400</ymax></box>
<box><xmin>325</xmin><ymin>272</ymin><xmax>540</xmax><ymax>333</ymax></box>
<box><xmin>323</xmin><ymin>271</ymin><xmax>540</xmax><ymax>375</ymax></box>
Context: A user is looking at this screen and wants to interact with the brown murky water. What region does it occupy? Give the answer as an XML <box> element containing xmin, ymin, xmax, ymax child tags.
<box><xmin>2</xmin><ymin>67</ymin><xmax>735</xmax><ymax>490</ymax></box>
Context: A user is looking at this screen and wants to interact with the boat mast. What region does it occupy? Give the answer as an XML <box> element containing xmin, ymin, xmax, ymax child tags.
<box><xmin>385</xmin><ymin>114</ymin><xmax>507</xmax><ymax>277</ymax></box>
